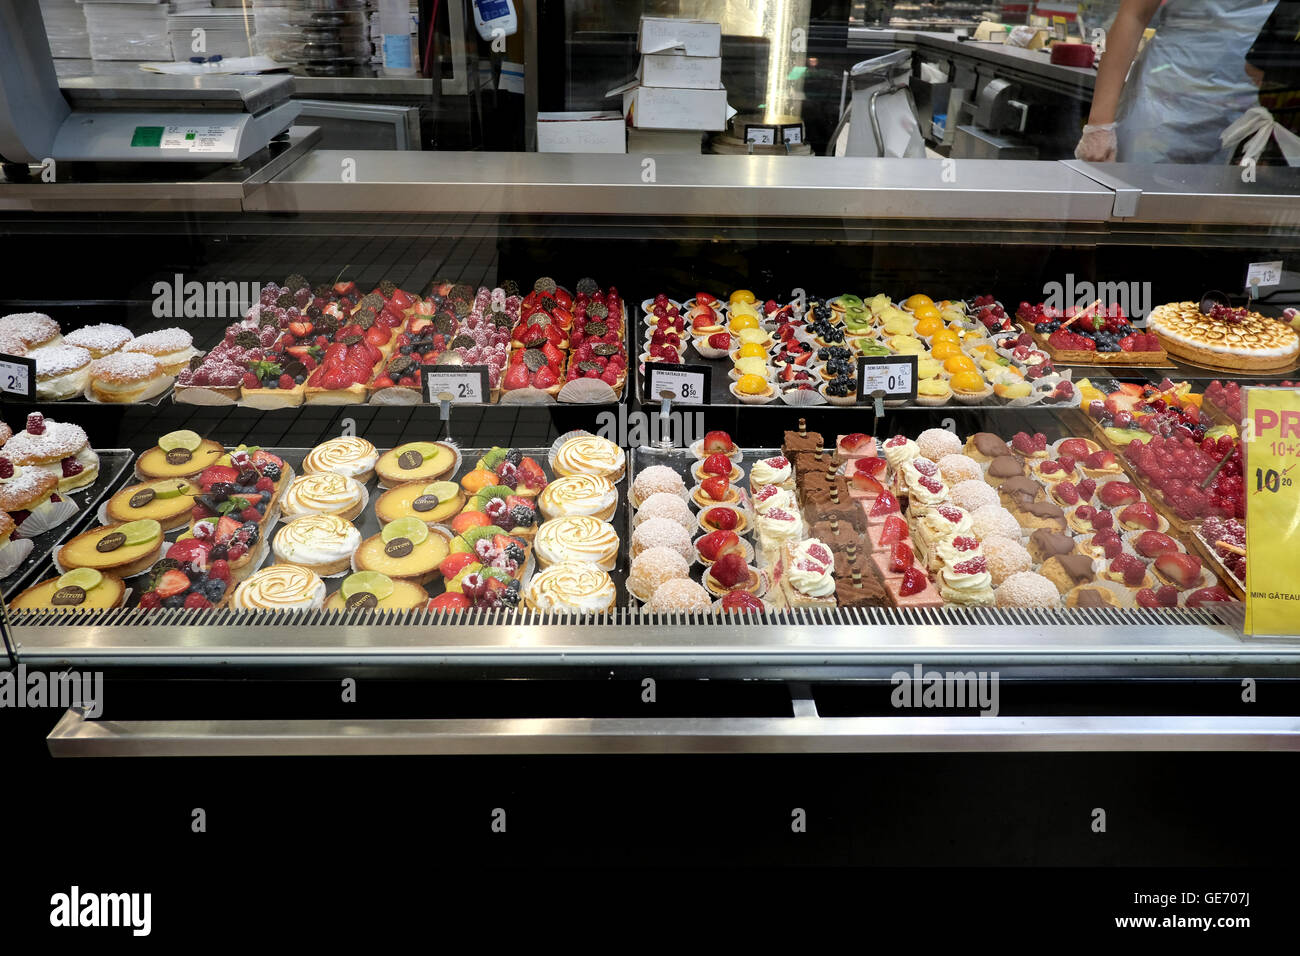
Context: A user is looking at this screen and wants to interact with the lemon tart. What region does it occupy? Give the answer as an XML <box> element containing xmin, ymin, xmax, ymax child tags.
<box><xmin>353</xmin><ymin>517</ymin><xmax>449</xmax><ymax>585</ymax></box>
<box><xmin>58</xmin><ymin>519</ymin><xmax>165</xmax><ymax>577</ymax></box>
<box><xmin>9</xmin><ymin>568</ymin><xmax>124</xmax><ymax>612</ymax></box>
<box><xmin>375</xmin><ymin>479</ymin><xmax>464</xmax><ymax>526</ymax></box>
<box><xmin>136</xmin><ymin>429</ymin><xmax>225</xmax><ymax>479</ymax></box>
<box><xmin>325</xmin><ymin>571</ymin><xmax>428</xmax><ymax>611</ymax></box>
<box><xmin>375</xmin><ymin>441</ymin><xmax>458</xmax><ymax>488</ymax></box>
<box><xmin>105</xmin><ymin>477</ymin><xmax>198</xmax><ymax>529</ymax></box>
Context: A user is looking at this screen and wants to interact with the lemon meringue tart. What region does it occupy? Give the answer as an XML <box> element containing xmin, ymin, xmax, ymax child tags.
<box><xmin>375</xmin><ymin>441</ymin><xmax>458</xmax><ymax>488</ymax></box>
<box><xmin>375</xmin><ymin>479</ymin><xmax>464</xmax><ymax>526</ymax></box>
<box><xmin>136</xmin><ymin>429</ymin><xmax>224</xmax><ymax>479</ymax></box>
<box><xmin>353</xmin><ymin>517</ymin><xmax>450</xmax><ymax>585</ymax></box>
<box><xmin>552</xmin><ymin>434</ymin><xmax>626</xmax><ymax>482</ymax></box>
<box><xmin>231</xmin><ymin>564</ymin><xmax>326</xmax><ymax>611</ymax></box>
<box><xmin>537</xmin><ymin>473</ymin><xmax>618</xmax><ymax>522</ymax></box>
<box><xmin>58</xmin><ymin>519</ymin><xmax>164</xmax><ymax>577</ymax></box>
<box><xmin>271</xmin><ymin>513</ymin><xmax>361</xmax><ymax>576</ymax></box>
<box><xmin>106</xmin><ymin>477</ymin><xmax>198</xmax><ymax>529</ymax></box>
<box><xmin>534</xmin><ymin>515</ymin><xmax>619</xmax><ymax>571</ymax></box>
<box><xmin>9</xmin><ymin>568</ymin><xmax>124</xmax><ymax>612</ymax></box>
<box><xmin>302</xmin><ymin>436</ymin><xmax>379</xmax><ymax>482</ymax></box>
<box><xmin>279</xmin><ymin>472</ymin><xmax>367</xmax><ymax>522</ymax></box>
<box><xmin>324</xmin><ymin>571</ymin><xmax>428</xmax><ymax>612</ymax></box>
<box><xmin>523</xmin><ymin>561</ymin><xmax>616</xmax><ymax>614</ymax></box>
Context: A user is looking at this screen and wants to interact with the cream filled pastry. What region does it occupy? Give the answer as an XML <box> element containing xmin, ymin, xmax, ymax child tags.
<box><xmin>302</xmin><ymin>437</ymin><xmax>379</xmax><ymax>482</ymax></box>
<box><xmin>87</xmin><ymin>352</ymin><xmax>166</xmax><ymax>403</ymax></box>
<box><xmin>63</xmin><ymin>323</ymin><xmax>133</xmax><ymax>358</ymax></box>
<box><xmin>2</xmin><ymin>413</ymin><xmax>98</xmax><ymax>491</ymax></box>
<box><xmin>900</xmin><ymin>458</ymin><xmax>948</xmax><ymax>507</ymax></box>
<box><xmin>538</xmin><ymin>473</ymin><xmax>617</xmax><ymax>521</ymax></box>
<box><xmin>553</xmin><ymin>434</ymin><xmax>626</xmax><ymax>482</ymax></box>
<box><xmin>280</xmin><ymin>472</ymin><xmax>367</xmax><ymax>521</ymax></box>
<box><xmin>534</xmin><ymin>515</ymin><xmax>619</xmax><ymax>570</ymax></box>
<box><xmin>748</xmin><ymin>455</ymin><xmax>793</xmax><ymax>490</ymax></box>
<box><xmin>231</xmin><ymin>564</ymin><xmax>326</xmax><ymax>611</ymax></box>
<box><xmin>32</xmin><ymin>344</ymin><xmax>91</xmax><ymax>400</ymax></box>
<box><xmin>752</xmin><ymin>483</ymin><xmax>795</xmax><ymax>515</ymax></box>
<box><xmin>881</xmin><ymin>435</ymin><xmax>920</xmax><ymax>472</ymax></box>
<box><xmin>524</xmin><ymin>562</ymin><xmax>616</xmax><ymax>614</ymax></box>
<box><xmin>271</xmin><ymin>513</ymin><xmax>361</xmax><ymax>575</ymax></box>
<box><xmin>123</xmin><ymin>328</ymin><xmax>196</xmax><ymax>375</ymax></box>
<box><xmin>937</xmin><ymin>553</ymin><xmax>995</xmax><ymax>606</ymax></box>
<box><xmin>0</xmin><ymin>312</ymin><xmax>61</xmax><ymax>350</ymax></box>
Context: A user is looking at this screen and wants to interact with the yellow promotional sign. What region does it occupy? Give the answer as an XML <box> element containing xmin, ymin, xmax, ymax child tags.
<box><xmin>1244</xmin><ymin>387</ymin><xmax>1300</xmax><ymax>635</ymax></box>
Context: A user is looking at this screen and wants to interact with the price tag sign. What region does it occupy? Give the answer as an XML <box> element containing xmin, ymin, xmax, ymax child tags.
<box><xmin>857</xmin><ymin>355</ymin><xmax>918</xmax><ymax>405</ymax></box>
<box><xmin>423</xmin><ymin>365</ymin><xmax>489</xmax><ymax>404</ymax></box>
<box><xmin>0</xmin><ymin>352</ymin><xmax>36</xmax><ymax>400</ymax></box>
<box><xmin>644</xmin><ymin>362</ymin><xmax>711</xmax><ymax>405</ymax></box>
<box><xmin>743</xmin><ymin>125</ymin><xmax>776</xmax><ymax>146</ymax></box>
<box><xmin>1246</xmin><ymin>261</ymin><xmax>1283</xmax><ymax>290</ymax></box>
<box><xmin>1244</xmin><ymin>387</ymin><xmax>1300</xmax><ymax>635</ymax></box>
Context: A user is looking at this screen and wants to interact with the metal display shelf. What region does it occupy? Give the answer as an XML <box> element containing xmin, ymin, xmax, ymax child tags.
<box><xmin>10</xmin><ymin>603</ymin><xmax>1296</xmax><ymax>680</ymax></box>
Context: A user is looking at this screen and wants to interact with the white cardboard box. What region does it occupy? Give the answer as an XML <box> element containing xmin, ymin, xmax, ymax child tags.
<box><xmin>536</xmin><ymin>111</ymin><xmax>626</xmax><ymax>153</ymax></box>
<box><xmin>627</xmin><ymin>128</ymin><xmax>705</xmax><ymax>154</ymax></box>
<box><xmin>612</xmin><ymin>84</ymin><xmax>733</xmax><ymax>131</ymax></box>
<box><xmin>640</xmin><ymin>52</ymin><xmax>722</xmax><ymax>90</ymax></box>
<box><xmin>638</xmin><ymin>16</ymin><xmax>722</xmax><ymax>57</ymax></box>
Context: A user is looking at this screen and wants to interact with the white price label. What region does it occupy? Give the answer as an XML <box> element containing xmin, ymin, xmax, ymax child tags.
<box><xmin>1246</xmin><ymin>261</ymin><xmax>1284</xmax><ymax>289</ymax></box>
<box><xmin>781</xmin><ymin>125</ymin><xmax>803</xmax><ymax>145</ymax></box>
<box><xmin>424</xmin><ymin>365</ymin><xmax>488</xmax><ymax>404</ymax></box>
<box><xmin>0</xmin><ymin>353</ymin><xmax>35</xmax><ymax>398</ymax></box>
<box><xmin>857</xmin><ymin>355</ymin><xmax>918</xmax><ymax>403</ymax></box>
<box><xmin>744</xmin><ymin>126</ymin><xmax>776</xmax><ymax>146</ymax></box>
<box><xmin>646</xmin><ymin>364</ymin><xmax>710</xmax><ymax>404</ymax></box>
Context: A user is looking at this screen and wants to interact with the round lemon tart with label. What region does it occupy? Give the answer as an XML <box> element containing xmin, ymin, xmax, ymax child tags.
<box><xmin>136</xmin><ymin>429</ymin><xmax>224</xmax><ymax>479</ymax></box>
<box><xmin>325</xmin><ymin>571</ymin><xmax>429</xmax><ymax>611</ymax></box>
<box><xmin>9</xmin><ymin>568</ymin><xmax>125</xmax><ymax>612</ymax></box>
<box><xmin>354</xmin><ymin>517</ymin><xmax>449</xmax><ymax>585</ymax></box>
<box><xmin>106</xmin><ymin>477</ymin><xmax>198</xmax><ymax>529</ymax></box>
<box><xmin>375</xmin><ymin>479</ymin><xmax>464</xmax><ymax>526</ymax></box>
<box><xmin>375</xmin><ymin>441</ymin><xmax>458</xmax><ymax>487</ymax></box>
<box><xmin>57</xmin><ymin>519</ymin><xmax>164</xmax><ymax>577</ymax></box>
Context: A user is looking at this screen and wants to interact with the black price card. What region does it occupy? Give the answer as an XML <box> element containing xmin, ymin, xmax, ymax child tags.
<box><xmin>857</xmin><ymin>354</ymin><xmax>918</xmax><ymax>405</ymax></box>
<box><xmin>0</xmin><ymin>353</ymin><xmax>37</xmax><ymax>400</ymax></box>
<box><xmin>644</xmin><ymin>362</ymin><xmax>711</xmax><ymax>405</ymax></box>
<box><xmin>423</xmin><ymin>365</ymin><xmax>490</xmax><ymax>404</ymax></box>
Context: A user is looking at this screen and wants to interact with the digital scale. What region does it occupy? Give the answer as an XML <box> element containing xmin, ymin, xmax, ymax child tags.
<box><xmin>0</xmin><ymin>0</ymin><xmax>299</xmax><ymax>167</ymax></box>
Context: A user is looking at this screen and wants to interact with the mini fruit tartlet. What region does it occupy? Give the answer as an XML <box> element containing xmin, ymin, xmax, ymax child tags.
<box><xmin>729</xmin><ymin>373</ymin><xmax>775</xmax><ymax>404</ymax></box>
<box><xmin>691</xmin><ymin>475</ymin><xmax>744</xmax><ymax>510</ymax></box>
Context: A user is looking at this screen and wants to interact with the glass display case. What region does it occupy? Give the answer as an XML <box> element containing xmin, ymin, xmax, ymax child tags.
<box><xmin>0</xmin><ymin>0</ymin><xmax>1298</xmax><ymax>760</ymax></box>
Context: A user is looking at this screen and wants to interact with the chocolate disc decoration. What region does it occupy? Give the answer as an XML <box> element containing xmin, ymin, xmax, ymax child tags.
<box><xmin>397</xmin><ymin>450</ymin><xmax>423</xmax><ymax>470</ymax></box>
<box><xmin>51</xmin><ymin>585</ymin><xmax>87</xmax><ymax>606</ymax></box>
<box><xmin>129</xmin><ymin>489</ymin><xmax>156</xmax><ymax>508</ymax></box>
<box><xmin>383</xmin><ymin>537</ymin><xmax>414</xmax><ymax>559</ymax></box>
<box><xmin>165</xmin><ymin>448</ymin><xmax>193</xmax><ymax>465</ymax></box>
<box><xmin>96</xmin><ymin>532</ymin><xmax>126</xmax><ymax>553</ymax></box>
<box><xmin>345</xmin><ymin>591</ymin><xmax>379</xmax><ymax>610</ymax></box>
<box><xmin>412</xmin><ymin>494</ymin><xmax>439</xmax><ymax>513</ymax></box>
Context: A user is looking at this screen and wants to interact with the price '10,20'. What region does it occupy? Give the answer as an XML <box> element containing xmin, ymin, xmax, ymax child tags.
<box><xmin>1255</xmin><ymin>468</ymin><xmax>1292</xmax><ymax>493</ymax></box>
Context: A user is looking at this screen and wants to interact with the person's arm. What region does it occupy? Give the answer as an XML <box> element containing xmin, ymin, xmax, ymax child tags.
<box><xmin>1089</xmin><ymin>0</ymin><xmax>1163</xmax><ymax>124</ymax></box>
<box><xmin>1076</xmin><ymin>0</ymin><xmax>1163</xmax><ymax>160</ymax></box>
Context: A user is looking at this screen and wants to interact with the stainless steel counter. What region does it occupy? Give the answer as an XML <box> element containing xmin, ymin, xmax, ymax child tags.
<box><xmin>243</xmin><ymin>151</ymin><xmax>1116</xmax><ymax>221</ymax></box>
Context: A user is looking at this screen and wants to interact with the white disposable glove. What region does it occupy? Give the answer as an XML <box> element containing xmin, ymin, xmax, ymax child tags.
<box><xmin>1075</xmin><ymin>122</ymin><xmax>1117</xmax><ymax>162</ymax></box>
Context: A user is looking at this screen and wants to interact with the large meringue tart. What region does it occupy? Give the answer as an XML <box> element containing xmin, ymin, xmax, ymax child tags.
<box><xmin>9</xmin><ymin>568</ymin><xmax>124</xmax><ymax>612</ymax></box>
<box><xmin>136</xmin><ymin>429</ymin><xmax>224</xmax><ymax>479</ymax></box>
<box><xmin>324</xmin><ymin>571</ymin><xmax>428</xmax><ymax>611</ymax></box>
<box><xmin>534</xmin><ymin>515</ymin><xmax>619</xmax><ymax>571</ymax></box>
<box><xmin>375</xmin><ymin>479</ymin><xmax>464</xmax><ymax>526</ymax></box>
<box><xmin>375</xmin><ymin>441</ymin><xmax>458</xmax><ymax>488</ymax></box>
<box><xmin>105</xmin><ymin>478</ymin><xmax>198</xmax><ymax>529</ymax></box>
<box><xmin>58</xmin><ymin>519</ymin><xmax>164</xmax><ymax>577</ymax></box>
<box><xmin>353</xmin><ymin>517</ymin><xmax>450</xmax><ymax>585</ymax></box>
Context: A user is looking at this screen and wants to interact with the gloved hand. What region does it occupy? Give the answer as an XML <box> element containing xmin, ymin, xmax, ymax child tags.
<box><xmin>1074</xmin><ymin>123</ymin><xmax>1117</xmax><ymax>162</ymax></box>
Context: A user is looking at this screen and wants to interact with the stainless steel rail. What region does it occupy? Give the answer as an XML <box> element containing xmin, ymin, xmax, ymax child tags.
<box><xmin>46</xmin><ymin>709</ymin><xmax>1300</xmax><ymax>756</ymax></box>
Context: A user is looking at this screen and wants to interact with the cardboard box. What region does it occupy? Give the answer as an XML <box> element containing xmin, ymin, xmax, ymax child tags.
<box><xmin>638</xmin><ymin>16</ymin><xmax>722</xmax><ymax>57</ymax></box>
<box><xmin>536</xmin><ymin>111</ymin><xmax>626</xmax><ymax>153</ymax></box>
<box><xmin>627</xmin><ymin>128</ymin><xmax>705</xmax><ymax>154</ymax></box>
<box><xmin>611</xmin><ymin>84</ymin><xmax>733</xmax><ymax>131</ymax></box>
<box><xmin>640</xmin><ymin>52</ymin><xmax>722</xmax><ymax>90</ymax></box>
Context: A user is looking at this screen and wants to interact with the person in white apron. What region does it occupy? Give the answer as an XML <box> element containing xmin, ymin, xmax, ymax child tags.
<box><xmin>1076</xmin><ymin>0</ymin><xmax>1278</xmax><ymax>163</ymax></box>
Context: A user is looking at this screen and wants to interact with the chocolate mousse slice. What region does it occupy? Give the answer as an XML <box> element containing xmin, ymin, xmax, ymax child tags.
<box><xmin>836</xmin><ymin>566</ymin><xmax>888</xmax><ymax>607</ymax></box>
<box><xmin>811</xmin><ymin>518</ymin><xmax>864</xmax><ymax>552</ymax></box>
<box><xmin>804</xmin><ymin>491</ymin><xmax>861</xmax><ymax>529</ymax></box>
<box><xmin>782</xmin><ymin>422</ymin><xmax>824</xmax><ymax>457</ymax></box>
<box><xmin>832</xmin><ymin>541</ymin><xmax>871</xmax><ymax>580</ymax></box>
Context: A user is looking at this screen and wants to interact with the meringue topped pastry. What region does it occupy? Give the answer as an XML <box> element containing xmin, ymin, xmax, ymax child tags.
<box><xmin>280</xmin><ymin>472</ymin><xmax>367</xmax><ymax>521</ymax></box>
<box><xmin>231</xmin><ymin>564</ymin><xmax>326</xmax><ymax>611</ymax></box>
<box><xmin>553</xmin><ymin>435</ymin><xmax>626</xmax><ymax>482</ymax></box>
<box><xmin>302</xmin><ymin>437</ymin><xmax>379</xmax><ymax>482</ymax></box>
<box><xmin>271</xmin><ymin>513</ymin><xmax>361</xmax><ymax>576</ymax></box>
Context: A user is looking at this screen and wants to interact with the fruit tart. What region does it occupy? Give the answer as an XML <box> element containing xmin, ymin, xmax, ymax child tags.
<box><xmin>462</xmin><ymin>484</ymin><xmax>540</xmax><ymax>539</ymax></box>
<box><xmin>136</xmin><ymin>539</ymin><xmax>236</xmax><ymax>610</ymax></box>
<box><xmin>476</xmin><ymin>446</ymin><xmax>549</xmax><ymax>497</ymax></box>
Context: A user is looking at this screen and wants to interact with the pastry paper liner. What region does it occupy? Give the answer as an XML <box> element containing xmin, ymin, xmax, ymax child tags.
<box><xmin>13</xmin><ymin>496</ymin><xmax>79</xmax><ymax>539</ymax></box>
<box><xmin>0</xmin><ymin>537</ymin><xmax>34</xmax><ymax>578</ymax></box>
